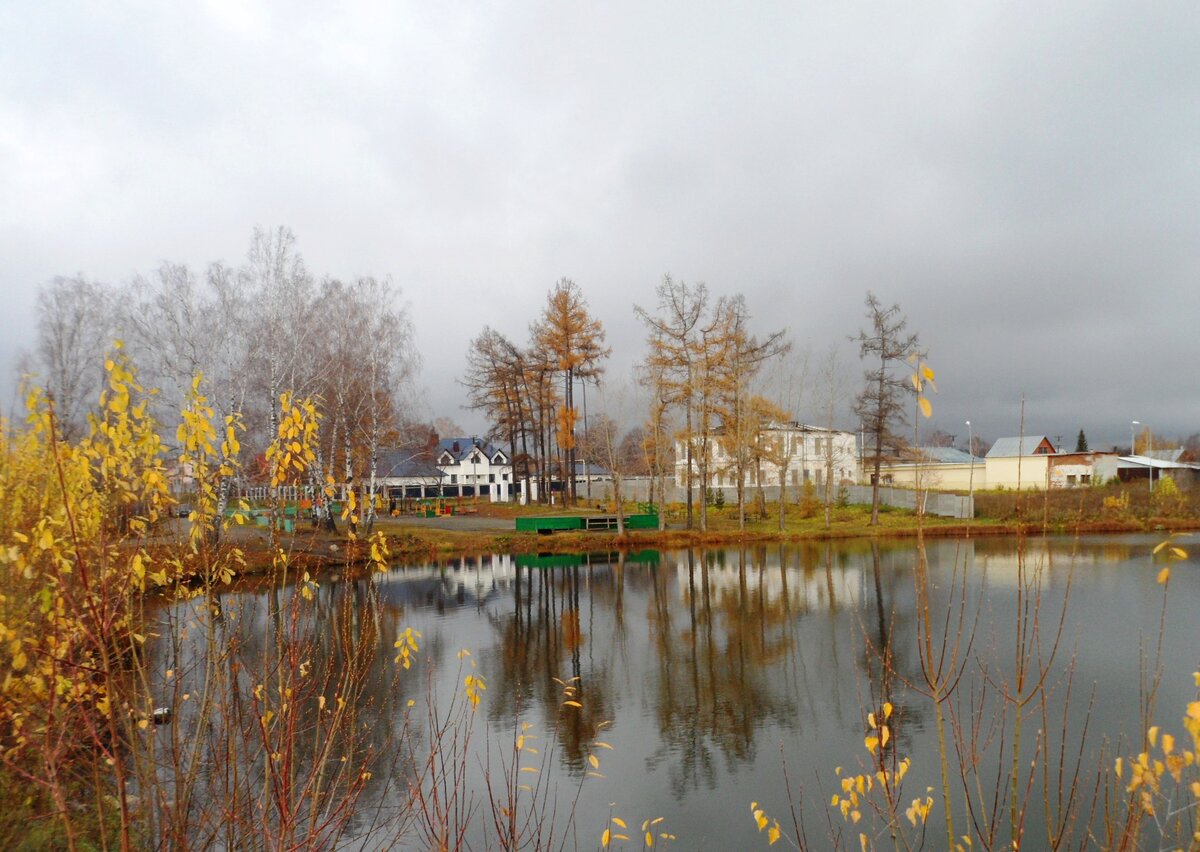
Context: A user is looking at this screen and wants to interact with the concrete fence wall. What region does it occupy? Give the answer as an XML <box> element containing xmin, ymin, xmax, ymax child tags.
<box><xmin>578</xmin><ymin>477</ymin><xmax>974</xmax><ymax>520</ymax></box>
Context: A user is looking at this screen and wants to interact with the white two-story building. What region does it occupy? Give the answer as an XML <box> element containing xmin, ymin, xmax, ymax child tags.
<box><xmin>435</xmin><ymin>437</ymin><xmax>514</xmax><ymax>502</ymax></box>
<box><xmin>675</xmin><ymin>422</ymin><xmax>859</xmax><ymax>490</ymax></box>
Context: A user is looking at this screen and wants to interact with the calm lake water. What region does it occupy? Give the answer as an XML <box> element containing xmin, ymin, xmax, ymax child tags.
<box><xmin>154</xmin><ymin>533</ymin><xmax>1199</xmax><ymax>849</ymax></box>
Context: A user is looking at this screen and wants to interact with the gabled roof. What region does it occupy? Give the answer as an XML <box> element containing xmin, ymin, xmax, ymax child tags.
<box><xmin>761</xmin><ymin>421</ymin><xmax>855</xmax><ymax>435</ymax></box>
<box><xmin>918</xmin><ymin>447</ymin><xmax>978</xmax><ymax>464</ymax></box>
<box><xmin>377</xmin><ymin>450</ymin><xmax>446</xmax><ymax>480</ymax></box>
<box><xmin>986</xmin><ymin>436</ymin><xmax>1055</xmax><ymax>458</ymax></box>
<box><xmin>1119</xmin><ymin>454</ymin><xmax>1200</xmax><ymax>471</ymax></box>
<box><xmin>435</xmin><ymin>437</ymin><xmax>510</xmax><ymax>465</ymax></box>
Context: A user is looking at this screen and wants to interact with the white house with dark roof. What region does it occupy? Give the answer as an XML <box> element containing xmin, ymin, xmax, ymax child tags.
<box><xmin>377</xmin><ymin>451</ymin><xmax>447</xmax><ymax>500</ymax></box>
<box><xmin>435</xmin><ymin>437</ymin><xmax>514</xmax><ymax>501</ymax></box>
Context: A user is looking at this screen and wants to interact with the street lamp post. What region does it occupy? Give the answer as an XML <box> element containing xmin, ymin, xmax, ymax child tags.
<box><xmin>966</xmin><ymin>420</ymin><xmax>975</xmax><ymax>510</ymax></box>
<box><xmin>1148</xmin><ymin>425</ymin><xmax>1154</xmax><ymax>493</ymax></box>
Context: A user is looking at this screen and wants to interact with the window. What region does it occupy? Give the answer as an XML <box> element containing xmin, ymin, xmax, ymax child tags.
<box><xmin>1067</xmin><ymin>475</ymin><xmax>1077</xmax><ymax>486</ymax></box>
<box><xmin>1082</xmin><ymin>474</ymin><xmax>1091</xmax><ymax>484</ymax></box>
<box><xmin>502</xmin><ymin>473</ymin><xmax>509</xmax><ymax>481</ymax></box>
<box><xmin>450</xmin><ymin>474</ymin><xmax>457</xmax><ymax>484</ymax></box>
<box><xmin>489</xmin><ymin>474</ymin><xmax>495</xmax><ymax>483</ymax></box>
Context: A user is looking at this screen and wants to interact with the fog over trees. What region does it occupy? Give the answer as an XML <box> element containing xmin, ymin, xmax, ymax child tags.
<box><xmin>24</xmin><ymin>227</ymin><xmax>420</xmax><ymax>530</ymax></box>
<box><xmin>37</xmin><ymin>226</ymin><xmax>1200</xmax><ymax>527</ymax></box>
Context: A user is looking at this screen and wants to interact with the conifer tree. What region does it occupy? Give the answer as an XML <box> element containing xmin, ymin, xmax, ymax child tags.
<box><xmin>853</xmin><ymin>293</ymin><xmax>919</xmax><ymax>526</ymax></box>
<box><xmin>532</xmin><ymin>279</ymin><xmax>610</xmax><ymax>505</ymax></box>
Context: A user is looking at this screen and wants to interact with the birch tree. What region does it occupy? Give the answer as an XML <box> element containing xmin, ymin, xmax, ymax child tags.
<box><xmin>121</xmin><ymin>260</ymin><xmax>252</xmax><ymax>424</ymax></box>
<box><xmin>120</xmin><ymin>260</ymin><xmax>251</xmax><ymax>542</ymax></box>
<box><xmin>242</xmin><ymin>226</ymin><xmax>317</xmax><ymax>461</ymax></box>
<box><xmin>463</xmin><ymin>328</ymin><xmax>534</xmax><ymax>500</ymax></box>
<box><xmin>635</xmin><ymin>276</ymin><xmax>707</xmax><ymax>529</ymax></box>
<box><xmin>32</xmin><ymin>275</ymin><xmax>115</xmax><ymax>441</ymax></box>
<box><xmin>314</xmin><ymin>276</ymin><xmax>417</xmax><ymax>533</ymax></box>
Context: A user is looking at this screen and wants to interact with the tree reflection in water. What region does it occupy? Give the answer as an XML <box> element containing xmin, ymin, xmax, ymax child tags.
<box><xmin>147</xmin><ymin>537</ymin><xmax>1198</xmax><ymax>849</ymax></box>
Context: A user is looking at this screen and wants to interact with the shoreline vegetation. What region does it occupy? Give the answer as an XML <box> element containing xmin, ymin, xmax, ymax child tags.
<box><xmin>202</xmin><ymin>496</ymin><xmax>1200</xmax><ymax>579</ymax></box>
<box><xmin>6</xmin><ymin>353</ymin><xmax>1200</xmax><ymax>849</ymax></box>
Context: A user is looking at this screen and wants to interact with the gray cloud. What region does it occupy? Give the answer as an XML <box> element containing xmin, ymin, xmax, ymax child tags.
<box><xmin>3</xmin><ymin>0</ymin><xmax>1198</xmax><ymax>449</ymax></box>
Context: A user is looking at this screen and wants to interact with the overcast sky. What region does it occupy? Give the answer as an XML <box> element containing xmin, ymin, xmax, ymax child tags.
<box><xmin>3</xmin><ymin>1</ymin><xmax>1198</xmax><ymax>450</ymax></box>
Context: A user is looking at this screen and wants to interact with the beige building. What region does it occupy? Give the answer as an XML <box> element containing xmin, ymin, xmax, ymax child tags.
<box><xmin>983</xmin><ymin>436</ymin><xmax>1056</xmax><ymax>490</ymax></box>
<box><xmin>878</xmin><ymin>438</ymin><xmax>1135</xmax><ymax>493</ymax></box>
<box><xmin>877</xmin><ymin>447</ymin><xmax>982</xmax><ymax>490</ymax></box>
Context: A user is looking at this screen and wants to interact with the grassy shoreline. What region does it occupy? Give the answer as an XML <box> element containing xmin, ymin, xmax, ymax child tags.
<box><xmin>209</xmin><ymin>509</ymin><xmax>1200</xmax><ymax>579</ymax></box>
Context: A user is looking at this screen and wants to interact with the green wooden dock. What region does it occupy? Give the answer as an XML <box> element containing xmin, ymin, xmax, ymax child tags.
<box><xmin>515</xmin><ymin>513</ymin><xmax>659</xmax><ymax>534</ymax></box>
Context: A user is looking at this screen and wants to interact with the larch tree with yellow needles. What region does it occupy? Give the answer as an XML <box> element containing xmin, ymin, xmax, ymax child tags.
<box><xmin>532</xmin><ymin>278</ymin><xmax>610</xmax><ymax>507</ymax></box>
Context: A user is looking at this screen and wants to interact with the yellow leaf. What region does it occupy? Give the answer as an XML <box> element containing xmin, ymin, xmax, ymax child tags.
<box><xmin>921</xmin><ymin>364</ymin><xmax>935</xmax><ymax>382</ymax></box>
<box><xmin>588</xmin><ymin>754</ymin><xmax>600</xmax><ymax>769</ymax></box>
<box><xmin>564</xmin><ymin>700</ymin><xmax>582</xmax><ymax>708</ymax></box>
<box><xmin>881</xmin><ymin>724</ymin><xmax>890</xmax><ymax>748</ymax></box>
<box><xmin>1153</xmin><ymin>540</ymin><xmax>1170</xmax><ymax>554</ymax></box>
<box><xmin>612</xmin><ymin>817</ymin><xmax>626</xmax><ymax>829</ymax></box>
<box><xmin>601</xmin><ymin>828</ymin><xmax>611</xmax><ymax>848</ymax></box>
<box><xmin>918</xmin><ymin>396</ymin><xmax>932</xmax><ymax>418</ymax></box>
<box><xmin>768</xmin><ymin>822</ymin><xmax>781</xmax><ymax>844</ymax></box>
<box><xmin>1171</xmin><ymin>547</ymin><xmax>1188</xmax><ymax>560</ymax></box>
<box><xmin>1157</xmin><ymin>566</ymin><xmax>1170</xmax><ymax>585</ymax></box>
